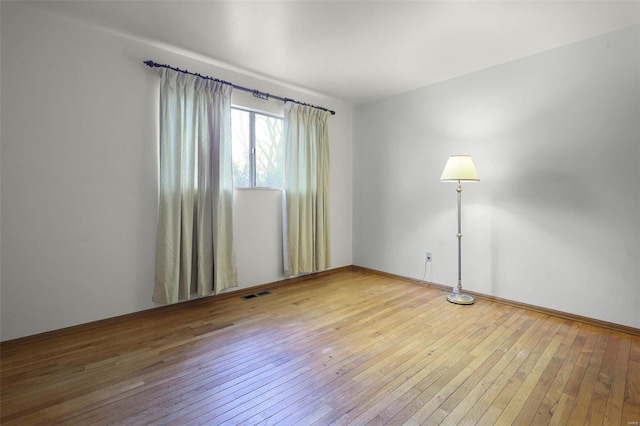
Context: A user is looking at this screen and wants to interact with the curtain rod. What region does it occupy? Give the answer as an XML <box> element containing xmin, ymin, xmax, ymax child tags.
<box><xmin>144</xmin><ymin>60</ymin><xmax>336</xmax><ymax>115</ymax></box>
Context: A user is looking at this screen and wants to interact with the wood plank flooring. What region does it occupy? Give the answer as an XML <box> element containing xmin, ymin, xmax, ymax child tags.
<box><xmin>1</xmin><ymin>268</ymin><xmax>639</xmax><ymax>425</ymax></box>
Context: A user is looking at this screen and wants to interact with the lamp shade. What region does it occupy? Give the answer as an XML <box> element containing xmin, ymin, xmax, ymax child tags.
<box><xmin>440</xmin><ymin>155</ymin><xmax>480</xmax><ymax>182</ymax></box>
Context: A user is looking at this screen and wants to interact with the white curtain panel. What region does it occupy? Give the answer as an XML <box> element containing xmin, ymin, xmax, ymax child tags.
<box><xmin>283</xmin><ymin>103</ymin><xmax>331</xmax><ymax>276</ymax></box>
<box><xmin>153</xmin><ymin>68</ymin><xmax>238</xmax><ymax>304</ymax></box>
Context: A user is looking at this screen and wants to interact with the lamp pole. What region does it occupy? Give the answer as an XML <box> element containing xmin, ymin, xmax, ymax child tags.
<box><xmin>456</xmin><ymin>182</ymin><xmax>462</xmax><ymax>294</ymax></box>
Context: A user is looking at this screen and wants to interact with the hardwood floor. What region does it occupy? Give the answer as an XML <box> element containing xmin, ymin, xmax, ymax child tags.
<box><xmin>1</xmin><ymin>268</ymin><xmax>639</xmax><ymax>425</ymax></box>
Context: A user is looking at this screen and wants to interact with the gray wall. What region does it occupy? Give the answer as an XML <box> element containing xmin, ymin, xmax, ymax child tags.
<box><xmin>354</xmin><ymin>25</ymin><xmax>639</xmax><ymax>328</ymax></box>
<box><xmin>0</xmin><ymin>2</ymin><xmax>353</xmax><ymax>340</ymax></box>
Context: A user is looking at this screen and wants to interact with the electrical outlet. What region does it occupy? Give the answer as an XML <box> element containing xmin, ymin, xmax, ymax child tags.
<box><xmin>426</xmin><ymin>252</ymin><xmax>432</xmax><ymax>262</ymax></box>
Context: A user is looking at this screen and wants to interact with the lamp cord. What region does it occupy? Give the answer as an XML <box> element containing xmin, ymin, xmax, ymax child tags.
<box><xmin>420</xmin><ymin>257</ymin><xmax>433</xmax><ymax>284</ymax></box>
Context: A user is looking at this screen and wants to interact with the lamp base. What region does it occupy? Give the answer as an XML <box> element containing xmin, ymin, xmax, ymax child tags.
<box><xmin>447</xmin><ymin>292</ymin><xmax>474</xmax><ymax>305</ymax></box>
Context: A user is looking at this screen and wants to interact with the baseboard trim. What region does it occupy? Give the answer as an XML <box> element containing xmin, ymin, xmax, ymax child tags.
<box><xmin>1</xmin><ymin>266</ymin><xmax>352</xmax><ymax>348</ymax></box>
<box><xmin>3</xmin><ymin>263</ymin><xmax>637</xmax><ymax>347</ymax></box>
<box><xmin>351</xmin><ymin>265</ymin><xmax>640</xmax><ymax>337</ymax></box>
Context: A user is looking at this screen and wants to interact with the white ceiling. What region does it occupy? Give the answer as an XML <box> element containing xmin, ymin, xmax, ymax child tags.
<box><xmin>25</xmin><ymin>1</ymin><xmax>640</xmax><ymax>104</ymax></box>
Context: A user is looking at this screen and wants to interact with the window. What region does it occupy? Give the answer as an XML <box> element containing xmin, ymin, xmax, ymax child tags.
<box><xmin>231</xmin><ymin>107</ymin><xmax>284</xmax><ymax>189</ymax></box>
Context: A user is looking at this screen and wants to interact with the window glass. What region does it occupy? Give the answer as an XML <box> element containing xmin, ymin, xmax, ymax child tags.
<box><xmin>231</xmin><ymin>109</ymin><xmax>251</xmax><ymax>188</ymax></box>
<box><xmin>231</xmin><ymin>107</ymin><xmax>283</xmax><ymax>189</ymax></box>
<box><xmin>255</xmin><ymin>113</ymin><xmax>284</xmax><ymax>188</ymax></box>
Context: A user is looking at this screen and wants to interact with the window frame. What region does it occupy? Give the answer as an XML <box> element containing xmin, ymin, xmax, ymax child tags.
<box><xmin>231</xmin><ymin>106</ymin><xmax>284</xmax><ymax>189</ymax></box>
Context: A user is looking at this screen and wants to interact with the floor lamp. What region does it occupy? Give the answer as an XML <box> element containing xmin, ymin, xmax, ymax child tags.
<box><xmin>440</xmin><ymin>155</ymin><xmax>479</xmax><ymax>305</ymax></box>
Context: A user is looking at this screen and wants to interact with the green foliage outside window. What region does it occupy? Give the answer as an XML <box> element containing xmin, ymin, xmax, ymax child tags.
<box><xmin>232</xmin><ymin>108</ymin><xmax>283</xmax><ymax>189</ymax></box>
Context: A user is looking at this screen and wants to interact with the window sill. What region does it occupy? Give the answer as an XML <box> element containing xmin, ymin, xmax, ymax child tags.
<box><xmin>233</xmin><ymin>187</ymin><xmax>283</xmax><ymax>192</ymax></box>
